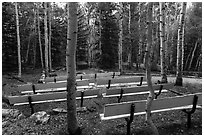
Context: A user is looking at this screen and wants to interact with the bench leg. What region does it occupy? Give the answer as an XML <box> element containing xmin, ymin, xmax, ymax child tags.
<box><xmin>125</xmin><ymin>103</ymin><xmax>135</xmax><ymax>135</ymax></box>
<box><xmin>80</xmin><ymin>91</ymin><xmax>84</xmax><ymax>107</ymax></box>
<box><xmin>187</xmin><ymin>113</ymin><xmax>192</xmax><ymax>128</ymax></box>
<box><xmin>28</xmin><ymin>96</ymin><xmax>34</xmax><ymax>114</ymax></box>
<box><xmin>137</xmin><ymin>77</ymin><xmax>143</xmax><ymax>86</ymax></box>
<box><xmin>182</xmin><ymin>95</ymin><xmax>198</xmax><ymax>128</ymax></box>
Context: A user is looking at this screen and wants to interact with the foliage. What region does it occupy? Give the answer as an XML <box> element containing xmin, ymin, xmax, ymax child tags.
<box><xmin>2</xmin><ymin>2</ymin><xmax>202</xmax><ymax>73</ymax></box>
<box><xmin>97</xmin><ymin>2</ymin><xmax>119</xmax><ymax>69</ymax></box>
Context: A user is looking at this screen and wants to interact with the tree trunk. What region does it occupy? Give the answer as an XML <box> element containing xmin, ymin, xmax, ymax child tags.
<box><xmin>48</xmin><ymin>2</ymin><xmax>52</xmax><ymax>72</ymax></box>
<box><xmin>66</xmin><ymin>2</ymin><xmax>80</xmax><ymax>135</ymax></box>
<box><xmin>181</xmin><ymin>21</ymin><xmax>185</xmax><ymax>71</ymax></box>
<box><xmin>118</xmin><ymin>2</ymin><xmax>123</xmax><ymax>73</ymax></box>
<box><xmin>37</xmin><ymin>3</ymin><xmax>44</xmax><ymax>69</ymax></box>
<box><xmin>138</xmin><ymin>3</ymin><xmax>142</xmax><ymax>67</ymax></box>
<box><xmin>184</xmin><ymin>47</ymin><xmax>193</xmax><ymax>70</ymax></box>
<box><xmin>188</xmin><ymin>39</ymin><xmax>198</xmax><ymax>70</ymax></box>
<box><xmin>25</xmin><ymin>34</ymin><xmax>31</xmax><ymax>63</ymax></box>
<box><xmin>159</xmin><ymin>2</ymin><xmax>167</xmax><ymax>83</ymax></box>
<box><xmin>128</xmin><ymin>3</ymin><xmax>132</xmax><ymax>69</ymax></box>
<box><xmin>145</xmin><ymin>2</ymin><xmax>159</xmax><ymax>135</ymax></box>
<box><xmin>44</xmin><ymin>2</ymin><xmax>49</xmax><ymax>76</ymax></box>
<box><xmin>165</xmin><ymin>13</ymin><xmax>170</xmax><ymax>71</ymax></box>
<box><xmin>15</xmin><ymin>2</ymin><xmax>21</xmax><ymax>78</ymax></box>
<box><xmin>195</xmin><ymin>53</ymin><xmax>201</xmax><ymax>71</ymax></box>
<box><xmin>151</xmin><ymin>5</ymin><xmax>159</xmax><ymax>70</ymax></box>
<box><xmin>33</xmin><ymin>8</ymin><xmax>37</xmax><ymax>68</ymax></box>
<box><xmin>175</xmin><ymin>2</ymin><xmax>187</xmax><ymax>86</ymax></box>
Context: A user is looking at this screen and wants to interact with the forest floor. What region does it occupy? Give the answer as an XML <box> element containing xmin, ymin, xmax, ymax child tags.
<box><xmin>2</xmin><ymin>68</ymin><xmax>202</xmax><ymax>135</ymax></box>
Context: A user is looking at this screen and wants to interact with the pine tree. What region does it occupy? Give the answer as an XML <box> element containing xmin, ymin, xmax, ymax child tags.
<box><xmin>66</xmin><ymin>2</ymin><xmax>80</xmax><ymax>135</ymax></box>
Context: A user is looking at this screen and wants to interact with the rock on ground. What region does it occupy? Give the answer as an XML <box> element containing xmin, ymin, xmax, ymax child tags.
<box><xmin>30</xmin><ymin>111</ymin><xmax>50</xmax><ymax>124</ymax></box>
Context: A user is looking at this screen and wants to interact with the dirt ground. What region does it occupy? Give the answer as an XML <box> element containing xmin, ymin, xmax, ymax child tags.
<box><xmin>2</xmin><ymin>69</ymin><xmax>202</xmax><ymax>135</ymax></box>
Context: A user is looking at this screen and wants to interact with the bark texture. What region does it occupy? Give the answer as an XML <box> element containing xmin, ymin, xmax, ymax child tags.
<box><xmin>48</xmin><ymin>2</ymin><xmax>52</xmax><ymax>71</ymax></box>
<box><xmin>118</xmin><ymin>2</ymin><xmax>123</xmax><ymax>73</ymax></box>
<box><xmin>145</xmin><ymin>2</ymin><xmax>159</xmax><ymax>135</ymax></box>
<box><xmin>15</xmin><ymin>2</ymin><xmax>21</xmax><ymax>78</ymax></box>
<box><xmin>159</xmin><ymin>2</ymin><xmax>167</xmax><ymax>83</ymax></box>
<box><xmin>66</xmin><ymin>2</ymin><xmax>80</xmax><ymax>135</ymax></box>
<box><xmin>175</xmin><ymin>2</ymin><xmax>187</xmax><ymax>86</ymax></box>
<box><xmin>37</xmin><ymin>3</ymin><xmax>44</xmax><ymax>69</ymax></box>
<box><xmin>44</xmin><ymin>2</ymin><xmax>49</xmax><ymax>75</ymax></box>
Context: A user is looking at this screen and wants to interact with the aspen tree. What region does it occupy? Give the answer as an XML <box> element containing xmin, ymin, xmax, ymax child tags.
<box><xmin>44</xmin><ymin>2</ymin><xmax>49</xmax><ymax>75</ymax></box>
<box><xmin>48</xmin><ymin>2</ymin><xmax>52</xmax><ymax>71</ymax></box>
<box><xmin>145</xmin><ymin>2</ymin><xmax>159</xmax><ymax>135</ymax></box>
<box><xmin>159</xmin><ymin>2</ymin><xmax>168</xmax><ymax>83</ymax></box>
<box><xmin>118</xmin><ymin>2</ymin><xmax>123</xmax><ymax>73</ymax></box>
<box><xmin>15</xmin><ymin>2</ymin><xmax>21</xmax><ymax>78</ymax></box>
<box><xmin>37</xmin><ymin>3</ymin><xmax>44</xmax><ymax>69</ymax></box>
<box><xmin>175</xmin><ymin>2</ymin><xmax>187</xmax><ymax>86</ymax></box>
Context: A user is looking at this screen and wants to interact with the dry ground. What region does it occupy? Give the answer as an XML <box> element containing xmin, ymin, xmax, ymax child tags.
<box><xmin>2</xmin><ymin>69</ymin><xmax>202</xmax><ymax>135</ymax></box>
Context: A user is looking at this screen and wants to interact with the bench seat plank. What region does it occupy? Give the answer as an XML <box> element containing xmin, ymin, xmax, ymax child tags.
<box><xmin>18</xmin><ymin>79</ymin><xmax>89</xmax><ymax>92</ymax></box>
<box><xmin>105</xmin><ymin>83</ymin><xmax>173</xmax><ymax>96</ymax></box>
<box><xmin>95</xmin><ymin>76</ymin><xmax>146</xmax><ymax>85</ymax></box>
<box><xmin>21</xmin><ymin>85</ymin><xmax>92</xmax><ymax>94</ymax></box>
<box><xmin>100</xmin><ymin>105</ymin><xmax>202</xmax><ymax>120</ymax></box>
<box><xmin>102</xmin><ymin>93</ymin><xmax>202</xmax><ymax>118</ymax></box>
<box><xmin>42</xmin><ymin>72</ymin><xmax>121</xmax><ymax>83</ymax></box>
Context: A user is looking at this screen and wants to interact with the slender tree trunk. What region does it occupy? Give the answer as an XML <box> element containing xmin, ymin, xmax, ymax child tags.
<box><xmin>165</xmin><ymin>14</ymin><xmax>170</xmax><ymax>71</ymax></box>
<box><xmin>118</xmin><ymin>2</ymin><xmax>123</xmax><ymax>73</ymax></box>
<box><xmin>66</xmin><ymin>2</ymin><xmax>80</xmax><ymax>135</ymax></box>
<box><xmin>151</xmin><ymin>5</ymin><xmax>159</xmax><ymax>70</ymax></box>
<box><xmin>99</xmin><ymin>6</ymin><xmax>102</xmax><ymax>56</ymax></box>
<box><xmin>87</xmin><ymin>15</ymin><xmax>91</xmax><ymax>67</ymax></box>
<box><xmin>66</xmin><ymin>3</ymin><xmax>69</xmax><ymax>74</ymax></box>
<box><xmin>33</xmin><ymin>8</ymin><xmax>37</xmax><ymax>68</ymax></box>
<box><xmin>145</xmin><ymin>2</ymin><xmax>159</xmax><ymax>135</ymax></box>
<box><xmin>44</xmin><ymin>2</ymin><xmax>49</xmax><ymax>76</ymax></box>
<box><xmin>195</xmin><ymin>53</ymin><xmax>201</xmax><ymax>71</ymax></box>
<box><xmin>37</xmin><ymin>3</ymin><xmax>44</xmax><ymax>69</ymax></box>
<box><xmin>175</xmin><ymin>2</ymin><xmax>187</xmax><ymax>86</ymax></box>
<box><xmin>184</xmin><ymin>47</ymin><xmax>192</xmax><ymax>70</ymax></box>
<box><xmin>181</xmin><ymin>21</ymin><xmax>185</xmax><ymax>71</ymax></box>
<box><xmin>188</xmin><ymin>39</ymin><xmax>198</xmax><ymax>70</ymax></box>
<box><xmin>25</xmin><ymin>34</ymin><xmax>31</xmax><ymax>63</ymax></box>
<box><xmin>159</xmin><ymin>2</ymin><xmax>167</xmax><ymax>83</ymax></box>
<box><xmin>48</xmin><ymin>2</ymin><xmax>52</xmax><ymax>71</ymax></box>
<box><xmin>138</xmin><ymin>3</ymin><xmax>142</xmax><ymax>67</ymax></box>
<box><xmin>15</xmin><ymin>2</ymin><xmax>21</xmax><ymax>78</ymax></box>
<box><xmin>128</xmin><ymin>3</ymin><xmax>132</xmax><ymax>69</ymax></box>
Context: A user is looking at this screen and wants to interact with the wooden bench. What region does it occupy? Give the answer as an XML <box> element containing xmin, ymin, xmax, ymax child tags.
<box><xmin>20</xmin><ymin>76</ymin><xmax>146</xmax><ymax>94</ymax></box>
<box><xmin>18</xmin><ymin>79</ymin><xmax>90</xmax><ymax>94</ymax></box>
<box><xmin>6</xmin><ymin>83</ymin><xmax>173</xmax><ymax>114</ymax></box>
<box><xmin>93</xmin><ymin>76</ymin><xmax>147</xmax><ymax>88</ymax></box>
<box><xmin>39</xmin><ymin>72</ymin><xmax>121</xmax><ymax>83</ymax></box>
<box><xmin>100</xmin><ymin>92</ymin><xmax>202</xmax><ymax>134</ymax></box>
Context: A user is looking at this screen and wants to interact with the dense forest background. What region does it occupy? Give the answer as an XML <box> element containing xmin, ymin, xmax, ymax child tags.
<box><xmin>2</xmin><ymin>2</ymin><xmax>202</xmax><ymax>73</ymax></box>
